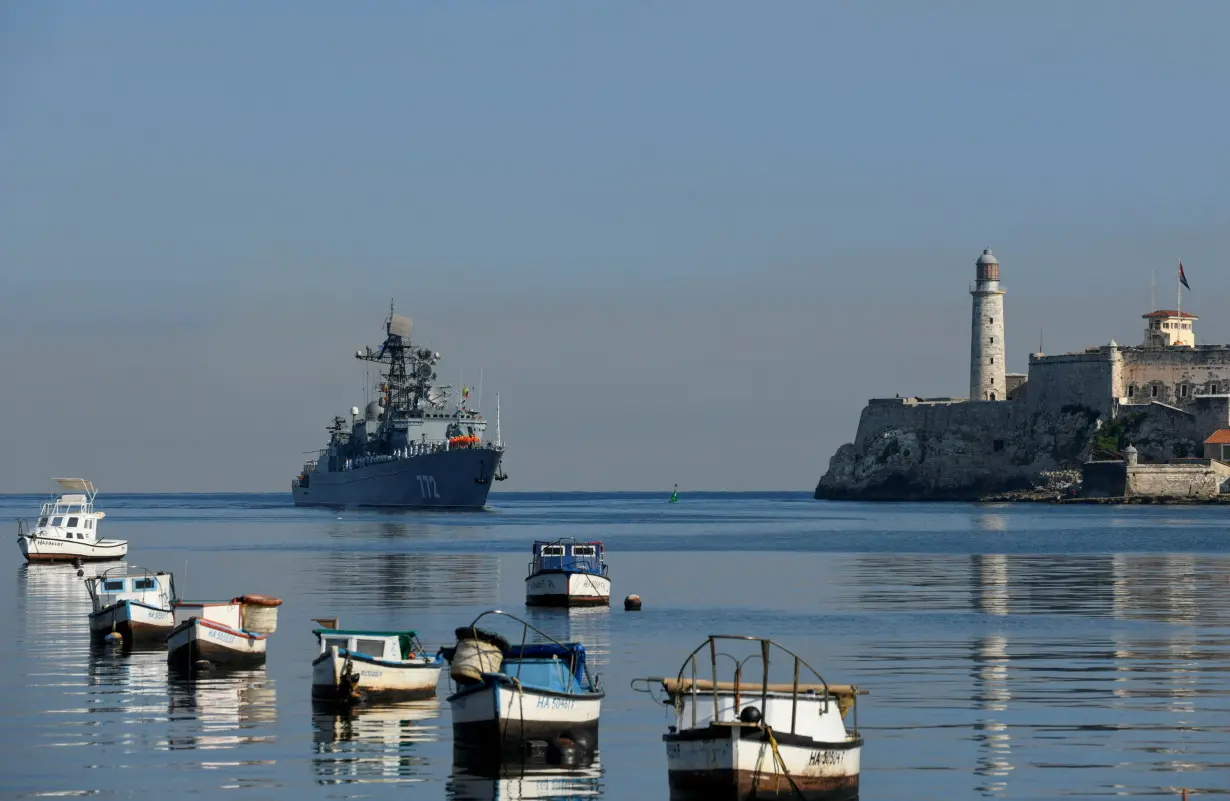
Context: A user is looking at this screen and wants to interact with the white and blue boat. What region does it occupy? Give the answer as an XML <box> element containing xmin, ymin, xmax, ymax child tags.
<box><xmin>312</xmin><ymin>621</ymin><xmax>444</xmax><ymax>702</ymax></box>
<box><xmin>443</xmin><ymin>610</ymin><xmax>604</xmax><ymax>757</ymax></box>
<box><xmin>525</xmin><ymin>539</ymin><xmax>610</xmax><ymax>607</ymax></box>
<box><xmin>84</xmin><ymin>566</ymin><xmax>177</xmax><ymax>645</ymax></box>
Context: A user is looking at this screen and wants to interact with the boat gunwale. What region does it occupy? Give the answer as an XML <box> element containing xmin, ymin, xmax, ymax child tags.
<box><xmin>524</xmin><ymin>567</ymin><xmax>610</xmax><ymax>579</ymax></box>
<box><xmin>312</xmin><ymin>628</ymin><xmax>418</xmax><ymax>638</ymax></box>
<box><xmin>311</xmin><ymin>648</ymin><xmax>442</xmax><ymax>669</ymax></box>
<box><xmin>663</xmin><ymin>721</ymin><xmax>864</xmax><ymax>751</ymax></box>
<box><xmin>167</xmin><ymin>616</ymin><xmax>268</xmax><ymax>641</ymax></box>
<box><xmin>91</xmin><ymin>598</ymin><xmax>173</xmax><ymax>616</ymax></box>
<box><xmin>446</xmin><ymin>671</ymin><xmax>606</xmax><ymax>704</ymax></box>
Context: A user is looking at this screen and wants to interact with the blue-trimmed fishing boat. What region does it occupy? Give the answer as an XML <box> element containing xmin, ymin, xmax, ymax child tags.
<box><xmin>312</xmin><ymin>621</ymin><xmax>443</xmax><ymax>702</ymax></box>
<box><xmin>525</xmin><ymin>539</ymin><xmax>610</xmax><ymax>607</ymax></box>
<box><xmin>443</xmin><ymin>610</ymin><xmax>604</xmax><ymax>756</ymax></box>
<box><xmin>84</xmin><ymin>566</ymin><xmax>177</xmax><ymax>644</ymax></box>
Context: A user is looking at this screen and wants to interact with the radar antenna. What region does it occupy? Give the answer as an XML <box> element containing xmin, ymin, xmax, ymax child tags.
<box><xmin>354</xmin><ymin>301</ymin><xmax>445</xmax><ymax>416</ymax></box>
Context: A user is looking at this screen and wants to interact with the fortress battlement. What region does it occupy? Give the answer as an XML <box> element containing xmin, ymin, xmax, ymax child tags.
<box><xmin>816</xmin><ymin>250</ymin><xmax>1230</xmax><ymax>500</ymax></box>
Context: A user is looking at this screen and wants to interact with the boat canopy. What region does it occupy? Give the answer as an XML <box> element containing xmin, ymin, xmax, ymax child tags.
<box><xmin>532</xmin><ymin>539</ymin><xmax>605</xmax><ymax>575</ymax></box>
<box><xmin>315</xmin><ymin>629</ymin><xmax>421</xmax><ymax>660</ymax></box>
<box><xmin>505</xmin><ymin>641</ymin><xmax>588</xmax><ymax>685</ymax></box>
<box><xmin>54</xmin><ymin>478</ymin><xmax>97</xmax><ymax>497</ymax></box>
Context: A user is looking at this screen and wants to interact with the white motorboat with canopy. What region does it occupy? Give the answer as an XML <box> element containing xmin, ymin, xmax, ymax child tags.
<box><xmin>17</xmin><ymin>478</ymin><xmax>127</xmax><ymax>563</ymax></box>
<box><xmin>633</xmin><ymin>635</ymin><xmax>867</xmax><ymax>801</ymax></box>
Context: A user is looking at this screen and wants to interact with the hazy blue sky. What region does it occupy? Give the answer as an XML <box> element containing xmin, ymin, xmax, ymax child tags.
<box><xmin>3</xmin><ymin>3</ymin><xmax>1229</xmax><ymax>492</ymax></box>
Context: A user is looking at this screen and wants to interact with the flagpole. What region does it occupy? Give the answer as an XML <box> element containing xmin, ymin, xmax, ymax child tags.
<box><xmin>1177</xmin><ymin>259</ymin><xmax>1182</xmax><ymax>318</ymax></box>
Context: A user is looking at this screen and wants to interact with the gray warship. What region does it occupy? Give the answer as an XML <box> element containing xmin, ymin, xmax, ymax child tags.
<box><xmin>292</xmin><ymin>306</ymin><xmax>505</xmax><ymax>508</ymax></box>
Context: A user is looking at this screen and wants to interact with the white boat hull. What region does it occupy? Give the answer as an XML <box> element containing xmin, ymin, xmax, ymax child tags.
<box><xmin>167</xmin><ymin>618</ymin><xmax>267</xmax><ymax>668</ymax></box>
<box><xmin>312</xmin><ymin>650</ymin><xmax>442</xmax><ymax>700</ymax></box>
<box><xmin>525</xmin><ymin>572</ymin><xmax>611</xmax><ymax>607</ymax></box>
<box><xmin>19</xmin><ymin>534</ymin><xmax>127</xmax><ymax>563</ymax></box>
<box><xmin>449</xmin><ymin>677</ymin><xmax>603</xmax><ymax>752</ymax></box>
<box><xmin>664</xmin><ymin>725</ymin><xmax>861</xmax><ymax>800</ymax></box>
<box><xmin>89</xmin><ymin>600</ymin><xmax>174</xmax><ymax>644</ymax></box>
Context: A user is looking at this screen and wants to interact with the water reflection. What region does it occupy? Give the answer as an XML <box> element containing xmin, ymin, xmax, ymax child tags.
<box><xmin>167</xmin><ymin>669</ymin><xmax>277</xmax><ymax>751</ymax></box>
<box><xmin>318</xmin><ymin>551</ymin><xmax>500</xmax><ymax>609</ymax></box>
<box><xmin>971</xmin><ymin>635</ymin><xmax>1012</xmax><ymax>796</ymax></box>
<box><xmin>17</xmin><ymin>561</ymin><xmax>114</xmax><ymax>634</ymax></box>
<box><xmin>448</xmin><ymin>755</ymin><xmax>603</xmax><ymax>801</ymax></box>
<box><xmin>311</xmin><ymin>699</ymin><xmax>441</xmax><ymax>785</ymax></box>
<box><xmin>523</xmin><ymin>606</ymin><xmax>612</xmax><ymax>671</ymax></box>
<box><xmin>850</xmin><ymin>553</ymin><xmax>1230</xmax><ymax>622</ymax></box>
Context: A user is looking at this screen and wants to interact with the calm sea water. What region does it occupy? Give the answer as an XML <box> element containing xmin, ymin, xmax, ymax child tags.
<box><xmin>2</xmin><ymin>492</ymin><xmax>1228</xmax><ymax>800</ymax></box>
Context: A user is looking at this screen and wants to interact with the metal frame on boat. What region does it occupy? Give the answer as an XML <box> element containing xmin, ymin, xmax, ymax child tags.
<box><xmin>634</xmin><ymin>635</ymin><xmax>867</xmax><ymax>801</ymax></box>
<box><xmin>443</xmin><ymin>610</ymin><xmax>605</xmax><ymax>758</ymax></box>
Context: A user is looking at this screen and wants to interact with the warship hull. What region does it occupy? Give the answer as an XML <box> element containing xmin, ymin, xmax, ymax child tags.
<box><xmin>293</xmin><ymin>448</ymin><xmax>502</xmax><ymax>509</ymax></box>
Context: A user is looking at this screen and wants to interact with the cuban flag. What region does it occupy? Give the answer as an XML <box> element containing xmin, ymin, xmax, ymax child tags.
<box><xmin>1180</xmin><ymin>261</ymin><xmax>1191</xmax><ymax>290</ymax></box>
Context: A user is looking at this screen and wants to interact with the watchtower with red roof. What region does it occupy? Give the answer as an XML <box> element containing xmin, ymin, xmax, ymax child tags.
<box><xmin>1142</xmin><ymin>310</ymin><xmax>1197</xmax><ymax>348</ymax></box>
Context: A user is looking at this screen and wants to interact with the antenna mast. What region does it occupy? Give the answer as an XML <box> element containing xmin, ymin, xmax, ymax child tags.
<box><xmin>496</xmin><ymin>393</ymin><xmax>502</xmax><ymax>448</ymax></box>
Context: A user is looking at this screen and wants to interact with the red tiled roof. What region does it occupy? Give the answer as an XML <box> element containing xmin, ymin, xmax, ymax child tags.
<box><xmin>1143</xmin><ymin>310</ymin><xmax>1199</xmax><ymax>319</ymax></box>
<box><xmin>1203</xmin><ymin>429</ymin><xmax>1230</xmax><ymax>445</ymax></box>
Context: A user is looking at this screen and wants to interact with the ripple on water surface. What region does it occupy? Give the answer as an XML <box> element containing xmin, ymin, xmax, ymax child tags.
<box><xmin>1</xmin><ymin>495</ymin><xmax>1228</xmax><ymax>800</ymax></box>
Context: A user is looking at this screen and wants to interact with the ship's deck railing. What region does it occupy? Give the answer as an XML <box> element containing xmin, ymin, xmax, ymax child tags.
<box><xmin>338</xmin><ymin>439</ymin><xmax>501</xmax><ymax>470</ymax></box>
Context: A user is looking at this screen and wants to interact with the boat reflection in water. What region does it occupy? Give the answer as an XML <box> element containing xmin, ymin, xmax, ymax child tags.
<box><xmin>166</xmin><ymin>669</ymin><xmax>277</xmax><ymax>751</ymax></box>
<box><xmin>312</xmin><ymin>698</ymin><xmax>441</xmax><ymax>786</ymax></box>
<box><xmin>448</xmin><ymin>753</ymin><xmax>603</xmax><ymax>801</ymax></box>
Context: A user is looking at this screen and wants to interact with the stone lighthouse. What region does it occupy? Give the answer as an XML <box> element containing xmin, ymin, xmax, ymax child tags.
<box><xmin>970</xmin><ymin>248</ymin><xmax>1006</xmax><ymax>401</ymax></box>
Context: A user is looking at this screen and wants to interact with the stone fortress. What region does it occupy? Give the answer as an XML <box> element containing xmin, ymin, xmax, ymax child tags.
<box><xmin>816</xmin><ymin>249</ymin><xmax>1230</xmax><ymax>500</ymax></box>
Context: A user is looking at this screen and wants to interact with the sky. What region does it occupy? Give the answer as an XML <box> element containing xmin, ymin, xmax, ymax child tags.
<box><xmin>3</xmin><ymin>2</ymin><xmax>1230</xmax><ymax>493</ymax></box>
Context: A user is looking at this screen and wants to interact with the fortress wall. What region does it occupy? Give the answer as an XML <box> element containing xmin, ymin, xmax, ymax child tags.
<box><xmin>1111</xmin><ymin>397</ymin><xmax>1230</xmax><ymax>462</ymax></box>
<box><xmin>1119</xmin><ymin>348</ymin><xmax>1230</xmax><ymax>404</ymax></box>
<box><xmin>1125</xmin><ymin>462</ymin><xmax>1223</xmax><ymax>499</ymax></box>
<box><xmin>1027</xmin><ymin>351</ymin><xmax>1116</xmax><ymax>417</ymax></box>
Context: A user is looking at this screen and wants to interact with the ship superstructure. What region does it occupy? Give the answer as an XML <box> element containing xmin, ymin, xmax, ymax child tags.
<box><xmin>292</xmin><ymin>305</ymin><xmax>505</xmax><ymax>508</ymax></box>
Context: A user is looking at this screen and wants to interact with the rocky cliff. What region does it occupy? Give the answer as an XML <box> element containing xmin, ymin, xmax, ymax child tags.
<box><xmin>814</xmin><ymin>399</ymin><xmax>1102</xmax><ymax>500</ymax></box>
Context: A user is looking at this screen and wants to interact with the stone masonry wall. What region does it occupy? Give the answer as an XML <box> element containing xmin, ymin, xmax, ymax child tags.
<box><xmin>816</xmin><ymin>397</ymin><xmax>1099</xmax><ymax>500</ymax></box>
<box><xmin>1125</xmin><ymin>462</ymin><xmax>1228</xmax><ymax>499</ymax></box>
<box><xmin>1027</xmin><ymin>350</ymin><xmax>1117</xmax><ymax>417</ymax></box>
<box><xmin>1119</xmin><ymin>347</ymin><xmax>1230</xmax><ymax>405</ymax></box>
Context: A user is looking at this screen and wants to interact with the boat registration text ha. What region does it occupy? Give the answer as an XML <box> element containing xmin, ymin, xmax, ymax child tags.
<box><xmin>536</xmin><ymin>696</ymin><xmax>575</xmax><ymax>710</ymax></box>
<box><xmin>809</xmin><ymin>750</ymin><xmax>842</xmax><ymax>767</ymax></box>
